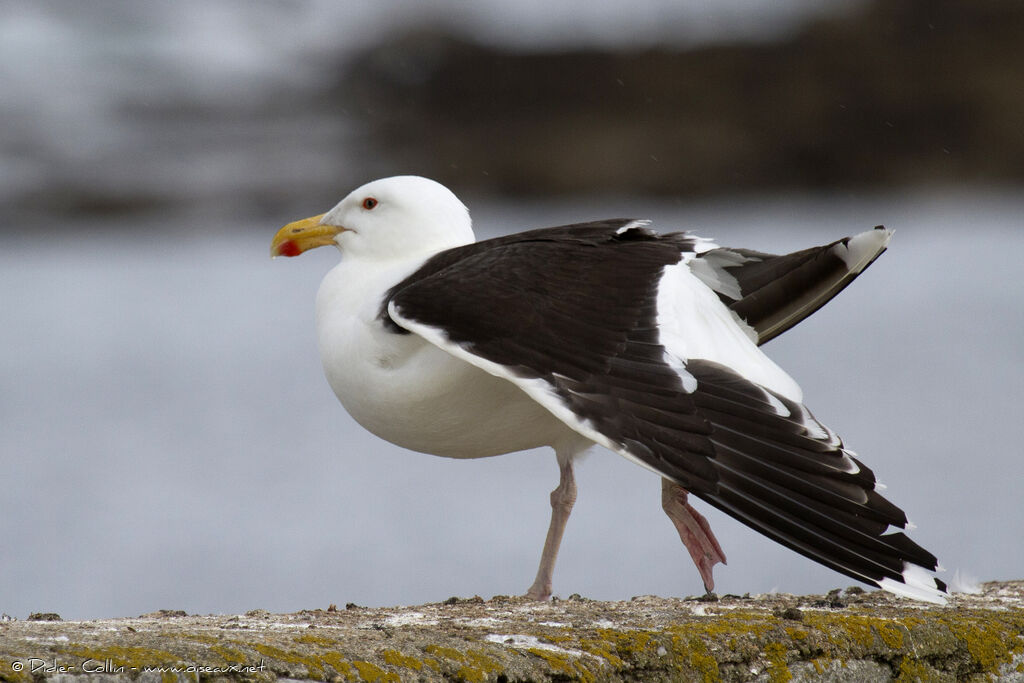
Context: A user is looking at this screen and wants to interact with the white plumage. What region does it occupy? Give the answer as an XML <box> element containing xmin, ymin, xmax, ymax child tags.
<box><xmin>272</xmin><ymin>175</ymin><xmax>946</xmax><ymax>604</ymax></box>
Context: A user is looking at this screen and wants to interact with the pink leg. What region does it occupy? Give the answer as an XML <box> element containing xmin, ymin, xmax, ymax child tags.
<box><xmin>661</xmin><ymin>478</ymin><xmax>727</xmax><ymax>593</ymax></box>
<box><xmin>525</xmin><ymin>459</ymin><xmax>577</xmax><ymax>601</ymax></box>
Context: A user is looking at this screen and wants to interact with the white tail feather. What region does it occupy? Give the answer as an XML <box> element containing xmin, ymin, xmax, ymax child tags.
<box><xmin>878</xmin><ymin>562</ymin><xmax>947</xmax><ymax>605</ymax></box>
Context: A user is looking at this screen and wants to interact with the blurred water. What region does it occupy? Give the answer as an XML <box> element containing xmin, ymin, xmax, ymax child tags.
<box><xmin>2</xmin><ymin>190</ymin><xmax>1021</xmax><ymax>619</ymax></box>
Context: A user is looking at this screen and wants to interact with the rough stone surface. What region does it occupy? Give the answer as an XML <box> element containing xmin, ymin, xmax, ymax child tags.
<box><xmin>2</xmin><ymin>581</ymin><xmax>1023</xmax><ymax>682</ymax></box>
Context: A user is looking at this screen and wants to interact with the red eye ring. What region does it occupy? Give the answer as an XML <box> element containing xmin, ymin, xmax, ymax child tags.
<box><xmin>362</xmin><ymin>197</ymin><xmax>378</xmax><ymax>210</ymax></box>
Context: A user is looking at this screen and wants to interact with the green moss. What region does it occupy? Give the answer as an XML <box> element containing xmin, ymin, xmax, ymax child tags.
<box><xmin>351</xmin><ymin>660</ymin><xmax>399</xmax><ymax>683</ymax></box>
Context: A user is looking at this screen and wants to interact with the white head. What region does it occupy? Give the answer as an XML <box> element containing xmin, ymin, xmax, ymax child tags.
<box><xmin>271</xmin><ymin>176</ymin><xmax>475</xmax><ymax>261</ymax></box>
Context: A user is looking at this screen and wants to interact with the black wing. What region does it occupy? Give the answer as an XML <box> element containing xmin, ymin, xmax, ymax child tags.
<box><xmin>695</xmin><ymin>225</ymin><xmax>892</xmax><ymax>344</ymax></box>
<box><xmin>384</xmin><ymin>220</ymin><xmax>944</xmax><ymax>600</ymax></box>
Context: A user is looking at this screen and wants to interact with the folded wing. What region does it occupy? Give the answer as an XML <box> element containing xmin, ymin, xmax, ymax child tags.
<box><xmin>383</xmin><ymin>220</ymin><xmax>945</xmax><ymax>602</ymax></box>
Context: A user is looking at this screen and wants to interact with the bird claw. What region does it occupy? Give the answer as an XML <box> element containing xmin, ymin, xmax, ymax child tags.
<box><xmin>662</xmin><ymin>479</ymin><xmax>727</xmax><ymax>592</ymax></box>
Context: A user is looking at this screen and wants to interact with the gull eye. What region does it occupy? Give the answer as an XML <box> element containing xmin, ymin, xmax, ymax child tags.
<box><xmin>362</xmin><ymin>197</ymin><xmax>378</xmax><ymax>210</ymax></box>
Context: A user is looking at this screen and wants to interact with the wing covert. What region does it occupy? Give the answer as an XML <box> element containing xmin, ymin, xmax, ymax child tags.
<box><xmin>383</xmin><ymin>221</ymin><xmax>942</xmax><ymax>599</ymax></box>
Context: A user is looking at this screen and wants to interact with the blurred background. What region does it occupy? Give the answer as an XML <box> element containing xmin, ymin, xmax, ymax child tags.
<box><xmin>2</xmin><ymin>0</ymin><xmax>1021</xmax><ymax>620</ymax></box>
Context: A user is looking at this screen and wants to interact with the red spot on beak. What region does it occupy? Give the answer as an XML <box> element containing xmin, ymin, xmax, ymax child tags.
<box><xmin>277</xmin><ymin>239</ymin><xmax>301</xmax><ymax>257</ymax></box>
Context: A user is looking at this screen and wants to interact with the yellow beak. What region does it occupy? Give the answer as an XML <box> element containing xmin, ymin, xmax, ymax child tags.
<box><xmin>270</xmin><ymin>214</ymin><xmax>343</xmax><ymax>257</ymax></box>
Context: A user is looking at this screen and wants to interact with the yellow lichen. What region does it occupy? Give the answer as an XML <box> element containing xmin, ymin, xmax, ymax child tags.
<box><xmin>676</xmin><ymin>635</ymin><xmax>721</xmax><ymax>683</ymax></box>
<box><xmin>294</xmin><ymin>633</ymin><xmax>342</xmax><ymax>647</ymax></box>
<box><xmin>351</xmin><ymin>660</ymin><xmax>399</xmax><ymax>683</ymax></box>
<box><xmin>252</xmin><ymin>643</ymin><xmax>325</xmax><ymax>679</ymax></box>
<box><xmin>576</xmin><ymin>636</ymin><xmax>625</xmax><ymax>668</ymax></box>
<box><xmin>0</xmin><ymin>661</ymin><xmax>34</xmax><ymax>683</ymax></box>
<box><xmin>939</xmin><ymin>613</ymin><xmax>1023</xmax><ymax>674</ymax></box>
<box><xmin>424</xmin><ymin>644</ymin><xmax>466</xmax><ymax>662</ymax></box>
<box><xmin>381</xmin><ymin>649</ymin><xmax>422</xmax><ymax>671</ymax></box>
<box><xmin>320</xmin><ymin>652</ymin><xmax>354</xmax><ymax>681</ymax></box>
<box><xmin>23</xmin><ymin>593</ymin><xmax>1024</xmax><ymax>683</ymax></box>
<box><xmin>526</xmin><ymin>647</ymin><xmax>595</xmax><ymax>683</ymax></box>
<box><xmin>168</xmin><ymin>632</ymin><xmax>220</xmax><ymax>646</ymax></box>
<box><xmin>421</xmin><ymin>645</ymin><xmax>498</xmax><ymax>682</ymax></box>
<box><xmin>464</xmin><ymin>649</ymin><xmax>501</xmax><ymax>674</ymax></box>
<box><xmin>454</xmin><ymin>666</ymin><xmax>486</xmax><ymax>683</ymax></box>
<box><xmin>65</xmin><ymin>645</ymin><xmax>183</xmax><ymax>671</ymax></box>
<box><xmin>763</xmin><ymin>642</ymin><xmax>792</xmax><ymax>683</ymax></box>
<box><xmin>897</xmin><ymin>656</ymin><xmax>942</xmax><ymax>682</ymax></box>
<box><xmin>802</xmin><ymin>612</ymin><xmax>906</xmax><ymax>652</ymax></box>
<box><xmin>594</xmin><ymin>626</ymin><xmax>655</xmax><ymax>660</ymax></box>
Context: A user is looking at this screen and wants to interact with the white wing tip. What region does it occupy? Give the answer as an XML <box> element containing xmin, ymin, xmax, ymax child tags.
<box><xmin>877</xmin><ymin>562</ymin><xmax>948</xmax><ymax>605</ymax></box>
<box><xmin>615</xmin><ymin>219</ymin><xmax>652</xmax><ymax>235</ymax></box>
<box><xmin>834</xmin><ymin>227</ymin><xmax>893</xmax><ymax>272</ymax></box>
<box><xmin>691</xmin><ymin>235</ymin><xmax>720</xmax><ymax>253</ymax></box>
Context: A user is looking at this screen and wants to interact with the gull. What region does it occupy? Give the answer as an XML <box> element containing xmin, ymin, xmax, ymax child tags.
<box><xmin>271</xmin><ymin>175</ymin><xmax>946</xmax><ymax>603</ymax></box>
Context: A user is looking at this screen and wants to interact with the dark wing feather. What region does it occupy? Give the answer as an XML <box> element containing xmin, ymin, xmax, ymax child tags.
<box><xmin>696</xmin><ymin>226</ymin><xmax>892</xmax><ymax>345</ymax></box>
<box><xmin>385</xmin><ymin>220</ymin><xmax>720</xmax><ymax>490</ymax></box>
<box><xmin>684</xmin><ymin>360</ymin><xmax>942</xmax><ymax>590</ymax></box>
<box><xmin>384</xmin><ymin>220</ymin><xmax>942</xmax><ymax>596</ymax></box>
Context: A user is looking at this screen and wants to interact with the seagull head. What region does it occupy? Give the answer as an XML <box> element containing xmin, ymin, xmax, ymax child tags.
<box><xmin>271</xmin><ymin>176</ymin><xmax>474</xmax><ymax>260</ymax></box>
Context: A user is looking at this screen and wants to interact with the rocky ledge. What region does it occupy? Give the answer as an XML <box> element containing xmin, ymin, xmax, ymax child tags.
<box><xmin>2</xmin><ymin>581</ymin><xmax>1023</xmax><ymax>682</ymax></box>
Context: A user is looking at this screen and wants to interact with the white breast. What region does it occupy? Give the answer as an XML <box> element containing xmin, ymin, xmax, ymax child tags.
<box><xmin>315</xmin><ymin>259</ymin><xmax>574</xmax><ymax>459</ymax></box>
